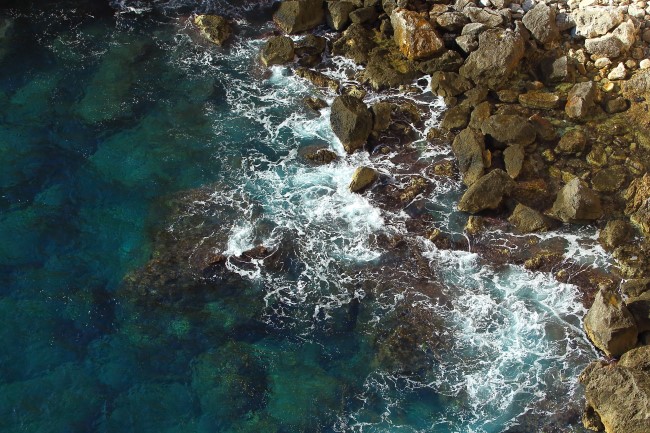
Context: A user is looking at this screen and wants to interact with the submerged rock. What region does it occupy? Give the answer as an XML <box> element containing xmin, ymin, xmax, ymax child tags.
<box><xmin>584</xmin><ymin>289</ymin><xmax>638</xmax><ymax>358</ymax></box>
<box><xmin>273</xmin><ymin>0</ymin><xmax>325</xmax><ymax>34</ymax></box>
<box><xmin>349</xmin><ymin>166</ymin><xmax>378</xmax><ymax>192</ymax></box>
<box><xmin>549</xmin><ymin>178</ymin><xmax>602</xmax><ymax>223</ymax></box>
<box><xmin>330</xmin><ymin>95</ymin><xmax>372</xmax><ymax>154</ymax></box>
<box><xmin>391</xmin><ymin>8</ymin><xmax>444</xmax><ymax>61</ymax></box>
<box><xmin>194</xmin><ymin>15</ymin><xmax>231</xmax><ymax>45</ymax></box>
<box><xmin>457</xmin><ymin>169</ymin><xmax>514</xmax><ymax>213</ymax></box>
<box><xmin>260</xmin><ymin>36</ymin><xmax>295</xmax><ymax>66</ymax></box>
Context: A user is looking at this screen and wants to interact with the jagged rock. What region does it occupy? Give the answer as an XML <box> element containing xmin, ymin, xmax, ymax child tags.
<box><xmin>619</xmin><ymin>345</ymin><xmax>650</xmax><ymax>371</ymax></box>
<box><xmin>452</xmin><ymin>127</ymin><xmax>488</xmax><ymax>186</ymax></box>
<box><xmin>599</xmin><ymin>219</ymin><xmax>633</xmax><ymax>251</ymax></box>
<box><xmin>549</xmin><ymin>178</ymin><xmax>602</xmax><ymax>222</ymax></box>
<box><xmin>518</xmin><ymin>91</ymin><xmax>560</xmax><ymax>110</ymax></box>
<box><xmin>626</xmin><ymin>289</ymin><xmax>650</xmax><ymax>334</ymax></box>
<box><xmin>455</xmin><ymin>34</ymin><xmax>478</xmax><ymax>54</ymax></box>
<box><xmin>459</xmin><ymin>28</ymin><xmax>525</xmax><ymax>90</ymax></box>
<box><xmin>326</xmin><ymin>1</ymin><xmax>355</xmax><ymax>30</ymax></box>
<box><xmin>391</xmin><ymin>8</ymin><xmax>444</xmax><ymax>61</ymax></box>
<box><xmin>565</xmin><ymin>81</ymin><xmax>598</xmax><ymax>119</ymax></box>
<box><xmin>273</xmin><ymin>0</ymin><xmax>325</xmax><ymax>34</ymax></box>
<box><xmin>362</xmin><ymin>49</ymin><xmax>417</xmax><ymax>90</ymax></box>
<box><xmin>584</xmin><ymin>289</ymin><xmax>638</xmax><ymax>357</ymax></box>
<box><xmin>295</xmin><ymin>67</ymin><xmax>340</xmax><ymax>92</ymax></box>
<box><xmin>623</xmin><ymin>70</ymin><xmax>650</xmax><ymax>97</ymax></box>
<box><xmin>430</xmin><ymin>72</ymin><xmax>473</xmax><ymax>98</ymax></box>
<box><xmin>591</xmin><ymin>166</ymin><xmax>626</xmax><ymax>193</ymax></box>
<box><xmin>296</xmin><ymin>34</ymin><xmax>326</xmax><ymax>56</ymax></box>
<box><xmin>349</xmin><ymin>166</ymin><xmax>378</xmax><ymax>192</ymax></box>
<box><xmin>332</xmin><ymin>23</ymin><xmax>377</xmax><ymax>64</ymax></box>
<box><xmin>304</xmin><ymin>96</ymin><xmax>328</xmax><ymax>111</ymax></box>
<box><xmin>573</xmin><ymin>6</ymin><xmax>625</xmax><ymax>38</ymax></box>
<box><xmin>607</xmin><ymin>62</ymin><xmax>626</xmax><ymax>81</ymax></box>
<box><xmin>469</xmin><ymin>100</ymin><xmax>491</xmax><ymax>129</ymax></box>
<box><xmin>464</xmin><ymin>215</ymin><xmax>485</xmax><ymax>235</ymax></box>
<box><xmin>381</xmin><ymin>0</ymin><xmax>407</xmax><ymax>15</ymax></box>
<box><xmin>436</xmin><ymin>12</ymin><xmax>468</xmax><ymax>32</ymax></box>
<box><xmin>330</xmin><ymin>95</ymin><xmax>372</xmax><ymax>154</ymax></box>
<box><xmin>415</xmin><ymin>50</ymin><xmax>464</xmax><ymax>74</ymax></box>
<box><xmin>465</xmin><ymin>6</ymin><xmax>504</xmax><ymax>28</ymax></box>
<box><xmin>194</xmin><ymin>15</ymin><xmax>232</xmax><ymax>45</ymax></box>
<box><xmin>556</xmin><ymin>128</ymin><xmax>587</xmax><ymax>155</ymax></box>
<box><xmin>508</xmin><ymin>203</ymin><xmax>551</xmax><ymax>233</ymax></box>
<box><xmin>399</xmin><ymin>176</ymin><xmax>428</xmax><ymax>202</ymax></box>
<box><xmin>625</xmin><ymin>173</ymin><xmax>650</xmax><ymax>238</ymax></box>
<box><xmin>461</xmin><ymin>22</ymin><xmax>486</xmax><ymax>37</ymax></box>
<box><xmin>481</xmin><ymin>114</ymin><xmax>536</xmax><ymax>146</ymax></box>
<box><xmin>304</xmin><ymin>148</ymin><xmax>338</xmax><ymax>164</ymax></box>
<box><xmin>585</xmin><ymin>20</ymin><xmax>637</xmax><ymax>58</ymax></box>
<box><xmin>580</xmin><ymin>360</ymin><xmax>650</xmax><ymax>433</ymax></box>
<box><xmin>371</xmin><ymin>102</ymin><xmax>392</xmax><ymax>131</ymax></box>
<box><xmin>441</xmin><ymin>105</ymin><xmax>471</xmax><ymax>130</ymax></box>
<box><xmin>614</xmin><ymin>243</ymin><xmax>650</xmax><ymax>279</ymax></box>
<box><xmin>350</xmin><ymin>6</ymin><xmax>378</xmax><ymax>24</ymax></box>
<box><xmin>540</xmin><ymin>55</ymin><xmax>574</xmax><ymax>84</ymax></box>
<box><xmin>522</xmin><ymin>2</ymin><xmax>559</xmax><ymax>46</ymax></box>
<box><xmin>503</xmin><ymin>143</ymin><xmax>525</xmax><ymax>179</ymax></box>
<box><xmin>458</xmin><ymin>169</ymin><xmax>514</xmax><ymax>213</ymax></box>
<box><xmin>261</xmin><ymin>36</ymin><xmax>295</xmax><ymax>66</ymax></box>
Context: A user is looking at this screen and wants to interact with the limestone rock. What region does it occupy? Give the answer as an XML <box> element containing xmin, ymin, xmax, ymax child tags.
<box><xmin>465</xmin><ymin>6</ymin><xmax>504</xmax><ymax>28</ymax></box>
<box><xmin>452</xmin><ymin>127</ymin><xmax>489</xmax><ymax>186</ymax></box>
<box><xmin>580</xmin><ymin>361</ymin><xmax>650</xmax><ymax>433</ymax></box>
<box><xmin>330</xmin><ymin>95</ymin><xmax>373</xmax><ymax>154</ymax></box>
<box><xmin>585</xmin><ymin>20</ymin><xmax>637</xmax><ymax>58</ymax></box>
<box><xmin>458</xmin><ymin>169</ymin><xmax>514</xmax><ymax>213</ymax></box>
<box><xmin>362</xmin><ymin>50</ymin><xmax>417</xmax><ymax>90</ymax></box>
<box><xmin>625</xmin><ymin>173</ymin><xmax>650</xmax><ymax>238</ymax></box>
<box><xmin>436</xmin><ymin>12</ymin><xmax>468</xmax><ymax>32</ymax></box>
<box><xmin>565</xmin><ymin>81</ymin><xmax>598</xmax><ymax>119</ymax></box>
<box><xmin>508</xmin><ymin>203</ymin><xmax>551</xmax><ymax>233</ymax></box>
<box><xmin>349</xmin><ymin>166</ymin><xmax>378</xmax><ymax>192</ymax></box>
<box><xmin>549</xmin><ymin>178</ymin><xmax>602</xmax><ymax>222</ymax></box>
<box><xmin>503</xmin><ymin>143</ymin><xmax>525</xmax><ymax>179</ymax></box>
<box><xmin>326</xmin><ymin>1</ymin><xmax>355</xmax><ymax>30</ymax></box>
<box><xmin>481</xmin><ymin>114</ymin><xmax>536</xmax><ymax>146</ymax></box>
<box><xmin>261</xmin><ymin>36</ymin><xmax>295</xmax><ymax>66</ymax></box>
<box><xmin>194</xmin><ymin>15</ymin><xmax>232</xmax><ymax>45</ymax></box>
<box><xmin>573</xmin><ymin>6</ymin><xmax>624</xmax><ymax>38</ymax></box>
<box><xmin>599</xmin><ymin>219</ymin><xmax>633</xmax><ymax>251</ymax></box>
<box><xmin>584</xmin><ymin>289</ymin><xmax>638</xmax><ymax>357</ymax></box>
<box><xmin>522</xmin><ymin>3</ymin><xmax>559</xmax><ymax>46</ymax></box>
<box><xmin>391</xmin><ymin>8</ymin><xmax>444</xmax><ymax>61</ymax></box>
<box><xmin>430</xmin><ymin>71</ymin><xmax>473</xmax><ymax>98</ymax></box>
<box><xmin>274</xmin><ymin>0</ymin><xmax>324</xmax><ymax>34</ymax></box>
<box><xmin>459</xmin><ymin>28</ymin><xmax>525</xmax><ymax>90</ymax></box>
<box><xmin>619</xmin><ymin>346</ymin><xmax>650</xmax><ymax>371</ymax></box>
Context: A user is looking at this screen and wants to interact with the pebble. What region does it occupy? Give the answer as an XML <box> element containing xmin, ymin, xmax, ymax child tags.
<box><xmin>608</xmin><ymin>62</ymin><xmax>627</xmax><ymax>80</ymax></box>
<box><xmin>643</xmin><ymin>29</ymin><xmax>650</xmax><ymax>43</ymax></box>
<box><xmin>640</xmin><ymin>58</ymin><xmax>650</xmax><ymax>69</ymax></box>
<box><xmin>595</xmin><ymin>57</ymin><xmax>612</xmax><ymax>68</ymax></box>
<box><xmin>625</xmin><ymin>59</ymin><xmax>637</xmax><ymax>69</ymax></box>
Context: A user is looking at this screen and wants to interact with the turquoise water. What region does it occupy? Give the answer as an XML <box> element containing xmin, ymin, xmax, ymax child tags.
<box><xmin>1</xmin><ymin>2</ymin><xmax>601</xmax><ymax>432</ymax></box>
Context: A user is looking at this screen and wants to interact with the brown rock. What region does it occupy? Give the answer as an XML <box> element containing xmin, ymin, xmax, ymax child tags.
<box><xmin>565</xmin><ymin>81</ymin><xmax>598</xmax><ymax>119</ymax></box>
<box><xmin>330</xmin><ymin>95</ymin><xmax>372</xmax><ymax>154</ymax></box>
<box><xmin>481</xmin><ymin>114</ymin><xmax>536</xmax><ymax>146</ymax></box>
<box><xmin>625</xmin><ymin>173</ymin><xmax>650</xmax><ymax>238</ymax></box>
<box><xmin>508</xmin><ymin>203</ymin><xmax>551</xmax><ymax>233</ymax></box>
<box><xmin>503</xmin><ymin>143</ymin><xmax>525</xmax><ymax>179</ymax></box>
<box><xmin>261</xmin><ymin>36</ymin><xmax>295</xmax><ymax>66</ymax></box>
<box><xmin>349</xmin><ymin>166</ymin><xmax>378</xmax><ymax>192</ymax></box>
<box><xmin>599</xmin><ymin>219</ymin><xmax>633</xmax><ymax>251</ymax></box>
<box><xmin>391</xmin><ymin>8</ymin><xmax>444</xmax><ymax>61</ymax></box>
<box><xmin>584</xmin><ymin>289</ymin><xmax>638</xmax><ymax>357</ymax></box>
<box><xmin>556</xmin><ymin>128</ymin><xmax>587</xmax><ymax>155</ymax></box>
<box><xmin>518</xmin><ymin>91</ymin><xmax>560</xmax><ymax>110</ymax></box>
<box><xmin>549</xmin><ymin>178</ymin><xmax>602</xmax><ymax>222</ymax></box>
<box><xmin>452</xmin><ymin>127</ymin><xmax>489</xmax><ymax>186</ymax></box>
<box><xmin>457</xmin><ymin>169</ymin><xmax>514</xmax><ymax>213</ymax></box>
<box><xmin>273</xmin><ymin>0</ymin><xmax>325</xmax><ymax>34</ymax></box>
<box><xmin>194</xmin><ymin>15</ymin><xmax>231</xmax><ymax>45</ymax></box>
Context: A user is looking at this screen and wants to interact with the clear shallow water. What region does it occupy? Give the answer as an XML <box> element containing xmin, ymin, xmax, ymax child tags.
<box><xmin>0</xmin><ymin>2</ymin><xmax>602</xmax><ymax>432</ymax></box>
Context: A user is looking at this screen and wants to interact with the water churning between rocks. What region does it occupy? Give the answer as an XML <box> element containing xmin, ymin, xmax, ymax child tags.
<box><xmin>0</xmin><ymin>1</ymin><xmax>609</xmax><ymax>432</ymax></box>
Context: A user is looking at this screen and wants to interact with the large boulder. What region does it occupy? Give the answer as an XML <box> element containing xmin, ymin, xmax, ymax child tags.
<box><xmin>362</xmin><ymin>49</ymin><xmax>418</xmax><ymax>90</ymax></box>
<box><xmin>391</xmin><ymin>8</ymin><xmax>444</xmax><ymax>61</ymax></box>
<box><xmin>457</xmin><ymin>169</ymin><xmax>514</xmax><ymax>213</ymax></box>
<box><xmin>584</xmin><ymin>289</ymin><xmax>638</xmax><ymax>358</ymax></box>
<box><xmin>459</xmin><ymin>28</ymin><xmax>525</xmax><ymax>89</ymax></box>
<box><xmin>522</xmin><ymin>3</ymin><xmax>560</xmax><ymax>46</ymax></box>
<box><xmin>565</xmin><ymin>81</ymin><xmax>598</xmax><ymax>119</ymax></box>
<box><xmin>580</xmin><ymin>359</ymin><xmax>650</xmax><ymax>433</ymax></box>
<box><xmin>451</xmin><ymin>127</ymin><xmax>489</xmax><ymax>186</ymax></box>
<box><xmin>260</xmin><ymin>36</ymin><xmax>295</xmax><ymax>66</ymax></box>
<box><xmin>584</xmin><ymin>20</ymin><xmax>637</xmax><ymax>58</ymax></box>
<box><xmin>625</xmin><ymin>173</ymin><xmax>650</xmax><ymax>238</ymax></box>
<box><xmin>194</xmin><ymin>15</ymin><xmax>232</xmax><ymax>45</ymax></box>
<box><xmin>332</xmin><ymin>23</ymin><xmax>377</xmax><ymax>64</ymax></box>
<box><xmin>549</xmin><ymin>178</ymin><xmax>602</xmax><ymax>222</ymax></box>
<box><xmin>273</xmin><ymin>0</ymin><xmax>325</xmax><ymax>34</ymax></box>
<box><xmin>508</xmin><ymin>203</ymin><xmax>551</xmax><ymax>233</ymax></box>
<box><xmin>481</xmin><ymin>114</ymin><xmax>536</xmax><ymax>146</ymax></box>
<box><xmin>330</xmin><ymin>95</ymin><xmax>373</xmax><ymax>154</ymax></box>
<box><xmin>349</xmin><ymin>167</ymin><xmax>378</xmax><ymax>192</ymax></box>
<box><xmin>573</xmin><ymin>6</ymin><xmax>625</xmax><ymax>38</ymax></box>
<box><xmin>326</xmin><ymin>1</ymin><xmax>355</xmax><ymax>30</ymax></box>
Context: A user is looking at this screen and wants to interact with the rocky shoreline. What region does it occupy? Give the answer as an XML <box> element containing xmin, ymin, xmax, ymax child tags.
<box><xmin>150</xmin><ymin>0</ymin><xmax>650</xmax><ymax>430</ymax></box>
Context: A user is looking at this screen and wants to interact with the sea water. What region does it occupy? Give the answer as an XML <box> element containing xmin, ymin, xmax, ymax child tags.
<box><xmin>0</xmin><ymin>1</ymin><xmax>603</xmax><ymax>432</ymax></box>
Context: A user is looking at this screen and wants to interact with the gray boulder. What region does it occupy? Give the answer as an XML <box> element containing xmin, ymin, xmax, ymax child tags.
<box><xmin>549</xmin><ymin>178</ymin><xmax>602</xmax><ymax>222</ymax></box>
<box><xmin>452</xmin><ymin>127</ymin><xmax>489</xmax><ymax>186</ymax></box>
<box><xmin>522</xmin><ymin>3</ymin><xmax>560</xmax><ymax>46</ymax></box>
<box><xmin>459</xmin><ymin>28</ymin><xmax>525</xmax><ymax>89</ymax></box>
<box><xmin>573</xmin><ymin>6</ymin><xmax>625</xmax><ymax>38</ymax></box>
<box><xmin>585</xmin><ymin>20</ymin><xmax>637</xmax><ymax>58</ymax></box>
<box><xmin>458</xmin><ymin>169</ymin><xmax>514</xmax><ymax>213</ymax></box>
<box><xmin>273</xmin><ymin>0</ymin><xmax>325</xmax><ymax>34</ymax></box>
<box><xmin>330</xmin><ymin>95</ymin><xmax>373</xmax><ymax>154</ymax></box>
<box><xmin>584</xmin><ymin>289</ymin><xmax>638</xmax><ymax>357</ymax></box>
